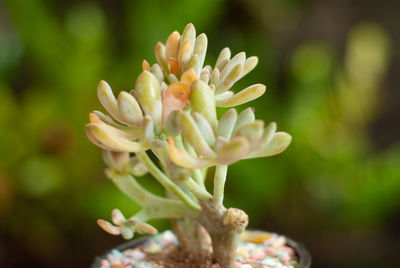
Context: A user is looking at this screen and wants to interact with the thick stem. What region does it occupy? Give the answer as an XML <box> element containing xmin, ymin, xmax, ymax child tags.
<box><xmin>209</xmin><ymin>229</ymin><xmax>241</xmax><ymax>268</ymax></box>
<box><xmin>198</xmin><ymin>202</ymin><xmax>248</xmax><ymax>268</ymax></box>
<box><xmin>171</xmin><ymin>218</ymin><xmax>209</xmax><ymax>254</ymax></box>
<box><xmin>211</xmin><ymin>208</ymin><xmax>248</xmax><ymax>267</ymax></box>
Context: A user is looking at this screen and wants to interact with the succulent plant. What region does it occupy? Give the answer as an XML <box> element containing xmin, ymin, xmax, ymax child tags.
<box><xmin>86</xmin><ymin>23</ymin><xmax>291</xmax><ymax>268</ymax></box>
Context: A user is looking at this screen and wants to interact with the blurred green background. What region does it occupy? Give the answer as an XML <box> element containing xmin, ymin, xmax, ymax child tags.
<box><xmin>1</xmin><ymin>0</ymin><xmax>399</xmax><ymax>267</ymax></box>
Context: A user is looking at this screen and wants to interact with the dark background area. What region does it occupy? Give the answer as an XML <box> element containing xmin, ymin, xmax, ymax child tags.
<box><xmin>0</xmin><ymin>0</ymin><xmax>399</xmax><ymax>267</ymax></box>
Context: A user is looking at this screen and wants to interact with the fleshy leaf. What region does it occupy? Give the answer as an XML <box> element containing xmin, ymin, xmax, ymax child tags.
<box><xmin>97</xmin><ymin>80</ymin><xmax>125</xmax><ymax>123</ymax></box>
<box><xmin>164</xmin><ymin>156</ymin><xmax>191</xmax><ymax>183</ymax></box>
<box><xmin>135</xmin><ymin>71</ymin><xmax>162</xmax><ymax>131</ymax></box>
<box><xmin>165</xmin><ymin>31</ymin><xmax>180</xmax><ymax>61</ymax></box>
<box><xmin>233</xmin><ymin>120</ymin><xmax>264</xmax><ymax>146</ymax></box>
<box><xmin>181</xmin><ymin>68</ymin><xmax>197</xmax><ymax>86</ymax></box>
<box><xmin>216</xmin><ymin>136</ymin><xmax>250</xmax><ymax>165</ymax></box>
<box><xmin>218</xmin><ymin>52</ymin><xmax>246</xmax><ymax>86</ymax></box>
<box><xmin>214</xmin><ymin>136</ymin><xmax>228</xmax><ymax>152</ymax></box>
<box><xmin>216</xmin><ymin>63</ymin><xmax>243</xmax><ymax>94</ymax></box>
<box><xmin>168</xmin><ymin>138</ymin><xmax>215</xmax><ymax>169</ymax></box>
<box><xmin>216</xmin><ymin>84</ymin><xmax>266</xmax><ymax>107</ymax></box>
<box><xmin>200</xmin><ymin>67</ymin><xmax>210</xmax><ymax>83</ymax></box>
<box><xmin>86</xmin><ymin>127</ymin><xmax>112</xmax><ymax>150</ymax></box>
<box><xmin>246</xmin><ymin>132</ymin><xmax>292</xmax><ymax>159</ymax></box>
<box><xmin>92</xmin><ymin>110</ymin><xmax>121</xmax><ymax>128</ymax></box>
<box><xmin>254</xmin><ymin>122</ymin><xmax>277</xmax><ymax>151</ymax></box>
<box><xmin>234</xmin><ymin>107</ymin><xmax>255</xmax><ymax>133</ymax></box>
<box><xmin>117</xmin><ymin>91</ymin><xmax>143</xmax><ymax>127</ymax></box>
<box><xmin>167</xmin><ymin>73</ymin><xmax>179</xmax><ymax>84</ymax></box>
<box><xmin>121</xmin><ymin>227</ymin><xmax>134</xmax><ymax>239</ymax></box>
<box><xmin>217</xmin><ymin>109</ymin><xmax>237</xmax><ymax>140</ymax></box>
<box><xmin>215</xmin><ymin>91</ymin><xmax>234</xmax><ymax>102</ymax></box>
<box><xmin>150</xmin><ymin>63</ymin><xmax>164</xmax><ymax>82</ymax></box>
<box><xmin>97</xmin><ymin>219</ymin><xmax>120</xmax><ymax>235</ymax></box>
<box><xmin>180</xmin><ymin>112</ymin><xmax>215</xmax><ymax>158</ymax></box>
<box><xmin>142</xmin><ymin>60</ymin><xmax>150</xmax><ymax>71</ymax></box>
<box><xmin>190</xmin><ymin>80</ymin><xmax>217</xmax><ymax>129</ymax></box>
<box><xmin>240</xmin><ymin>56</ymin><xmax>258</xmax><ymax>78</ymax></box>
<box><xmin>89</xmin><ymin>113</ymin><xmax>141</xmax><ymax>140</ymax></box>
<box><xmin>187</xmin><ymin>33</ymin><xmax>208</xmax><ymax>76</ymax></box>
<box><xmin>180</xmin><ymin>23</ymin><xmax>196</xmax><ymax>53</ymax></box>
<box><xmin>135</xmin><ymin>222</ymin><xmax>158</xmax><ymax>235</ymax></box>
<box><xmin>164</xmin><ymin>110</ymin><xmax>182</xmax><ymax>137</ymax></box>
<box><xmin>155</xmin><ymin>42</ymin><xmax>168</xmax><ymax>74</ymax></box>
<box><xmin>168</xmin><ymin>58</ymin><xmax>179</xmax><ymax>75</ymax></box>
<box><xmin>111</xmin><ymin>208</ymin><xmax>126</xmax><ymax>225</ymax></box>
<box><xmin>178</xmin><ymin>39</ymin><xmax>193</xmax><ymax>73</ymax></box>
<box><xmin>210</xmin><ymin>68</ymin><xmax>220</xmax><ymax>85</ymax></box>
<box><xmin>143</xmin><ymin>115</ymin><xmax>154</xmax><ymax>140</ymax></box>
<box><xmin>162</xmin><ymin>82</ymin><xmax>191</xmax><ymax>124</ymax></box>
<box><xmin>86</xmin><ymin>123</ymin><xmax>148</xmax><ymax>152</ymax></box>
<box><xmin>215</xmin><ymin>47</ymin><xmax>231</xmax><ymax>70</ymax></box>
<box><xmin>192</xmin><ymin>112</ymin><xmax>216</xmax><ymax>146</ymax></box>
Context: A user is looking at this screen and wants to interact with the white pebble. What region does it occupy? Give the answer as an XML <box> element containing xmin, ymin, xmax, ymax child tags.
<box><xmin>262</xmin><ymin>257</ymin><xmax>278</xmax><ymax>266</ymax></box>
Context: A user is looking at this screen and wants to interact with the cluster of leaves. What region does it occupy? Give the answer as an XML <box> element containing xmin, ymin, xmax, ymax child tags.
<box><xmin>2</xmin><ymin>1</ymin><xmax>399</xmax><ymax>266</ymax></box>
<box><xmin>86</xmin><ymin>24</ymin><xmax>291</xmax><ymax>237</ymax></box>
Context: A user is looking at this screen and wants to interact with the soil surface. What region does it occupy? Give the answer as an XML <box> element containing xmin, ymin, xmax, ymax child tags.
<box><xmin>97</xmin><ymin>230</ymin><xmax>299</xmax><ymax>268</ymax></box>
<box><xmin>145</xmin><ymin>245</ymin><xmax>221</xmax><ymax>268</ymax></box>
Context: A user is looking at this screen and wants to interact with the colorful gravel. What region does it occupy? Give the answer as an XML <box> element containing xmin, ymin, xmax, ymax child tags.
<box><xmin>97</xmin><ymin>230</ymin><xmax>299</xmax><ymax>268</ymax></box>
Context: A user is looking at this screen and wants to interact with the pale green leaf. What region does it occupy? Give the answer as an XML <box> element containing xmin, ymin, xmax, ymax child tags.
<box><xmin>215</xmin><ymin>47</ymin><xmax>231</xmax><ymax>70</ymax></box>
<box><xmin>111</xmin><ymin>208</ymin><xmax>126</xmax><ymax>225</ymax></box>
<box><xmin>192</xmin><ymin>112</ymin><xmax>216</xmax><ymax>146</ymax></box>
<box><xmin>187</xmin><ymin>33</ymin><xmax>208</xmax><ymax>76</ymax></box>
<box><xmin>217</xmin><ymin>108</ymin><xmax>237</xmax><ymax>140</ymax></box>
<box><xmin>180</xmin><ymin>112</ymin><xmax>215</xmax><ymax>158</ymax></box>
<box><xmin>246</xmin><ymin>132</ymin><xmax>292</xmax><ymax>159</ymax></box>
<box><xmin>216</xmin><ymin>84</ymin><xmax>266</xmax><ymax>107</ymax></box>
<box><xmin>216</xmin><ymin>63</ymin><xmax>244</xmax><ymax>94</ymax></box>
<box><xmin>168</xmin><ymin>138</ymin><xmax>215</xmax><ymax>169</ymax></box>
<box><xmin>135</xmin><ymin>71</ymin><xmax>162</xmax><ymax>131</ymax></box>
<box><xmin>86</xmin><ymin>123</ymin><xmax>148</xmax><ymax>152</ymax></box>
<box><xmin>216</xmin><ymin>136</ymin><xmax>250</xmax><ymax>165</ymax></box>
<box><xmin>117</xmin><ymin>91</ymin><xmax>143</xmax><ymax>127</ymax></box>
<box><xmin>190</xmin><ymin>80</ymin><xmax>217</xmax><ymax>129</ymax></box>
<box><xmin>233</xmin><ymin>120</ymin><xmax>264</xmax><ymax>146</ymax></box>
<box><xmin>233</xmin><ymin>107</ymin><xmax>255</xmax><ymax>133</ymax></box>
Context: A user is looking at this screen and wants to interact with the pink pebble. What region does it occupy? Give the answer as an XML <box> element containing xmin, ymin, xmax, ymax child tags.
<box><xmin>234</xmin><ymin>262</ymin><xmax>242</xmax><ymax>268</ymax></box>
<box><xmin>282</xmin><ymin>246</ymin><xmax>295</xmax><ymax>256</ymax></box>
<box><xmin>100</xmin><ymin>259</ymin><xmax>110</xmax><ymax>266</ymax></box>
<box><xmin>250</xmin><ymin>252</ymin><xmax>265</xmax><ymax>260</ymax></box>
<box><xmin>265</xmin><ymin>247</ymin><xmax>276</xmax><ymax>256</ymax></box>
<box><xmin>280</xmin><ymin>254</ymin><xmax>291</xmax><ymax>264</ymax></box>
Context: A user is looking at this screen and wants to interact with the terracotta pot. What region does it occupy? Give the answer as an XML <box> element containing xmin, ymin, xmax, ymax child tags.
<box><xmin>91</xmin><ymin>231</ymin><xmax>311</xmax><ymax>268</ymax></box>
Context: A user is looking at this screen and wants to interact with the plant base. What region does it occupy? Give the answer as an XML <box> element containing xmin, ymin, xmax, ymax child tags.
<box><xmin>92</xmin><ymin>230</ymin><xmax>311</xmax><ymax>268</ymax></box>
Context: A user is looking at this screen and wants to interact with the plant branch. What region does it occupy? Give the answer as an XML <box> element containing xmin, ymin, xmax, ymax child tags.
<box><xmin>136</xmin><ymin>151</ymin><xmax>201</xmax><ymax>211</ymax></box>
<box><xmin>183</xmin><ymin>177</ymin><xmax>212</xmax><ymax>200</ymax></box>
<box><xmin>213</xmin><ymin>165</ymin><xmax>228</xmax><ymax>207</ymax></box>
<box><xmin>106</xmin><ymin>170</ymin><xmax>198</xmax><ymax>220</ymax></box>
<box><xmin>192</xmin><ymin>168</ymin><xmax>205</xmax><ymax>186</ymax></box>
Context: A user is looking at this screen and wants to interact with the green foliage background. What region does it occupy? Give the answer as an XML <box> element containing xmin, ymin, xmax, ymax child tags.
<box><xmin>1</xmin><ymin>0</ymin><xmax>399</xmax><ymax>267</ymax></box>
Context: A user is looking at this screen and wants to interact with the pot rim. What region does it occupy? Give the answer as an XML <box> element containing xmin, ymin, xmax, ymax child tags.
<box><xmin>92</xmin><ymin>231</ymin><xmax>311</xmax><ymax>268</ymax></box>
